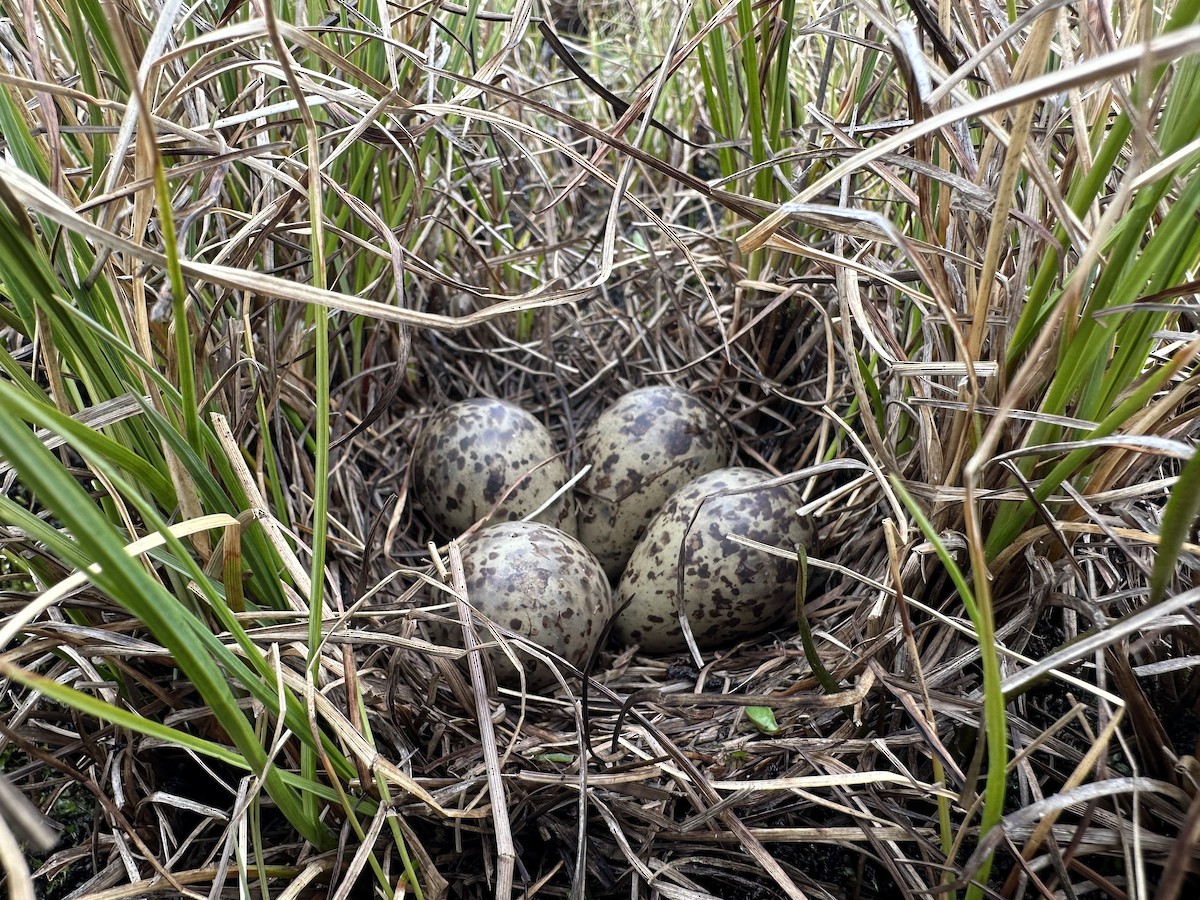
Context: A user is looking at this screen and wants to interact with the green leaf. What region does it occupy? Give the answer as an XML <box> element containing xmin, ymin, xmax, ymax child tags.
<box><xmin>746</xmin><ymin>706</ymin><xmax>780</xmax><ymax>734</ymax></box>
<box><xmin>534</xmin><ymin>753</ymin><xmax>577</xmax><ymax>764</ymax></box>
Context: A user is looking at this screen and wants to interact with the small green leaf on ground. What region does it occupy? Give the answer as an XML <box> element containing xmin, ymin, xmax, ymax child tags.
<box><xmin>747</xmin><ymin>706</ymin><xmax>780</xmax><ymax>734</ymax></box>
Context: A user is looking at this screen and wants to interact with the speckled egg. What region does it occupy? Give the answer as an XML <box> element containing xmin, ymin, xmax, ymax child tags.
<box><xmin>614</xmin><ymin>467</ymin><xmax>815</xmax><ymax>654</ymax></box>
<box><xmin>412</xmin><ymin>398</ymin><xmax>576</xmax><ymax>539</ymax></box>
<box><xmin>576</xmin><ymin>386</ymin><xmax>730</xmax><ymax>581</ymax></box>
<box><xmin>435</xmin><ymin>521</ymin><xmax>613</xmax><ymax>688</ymax></box>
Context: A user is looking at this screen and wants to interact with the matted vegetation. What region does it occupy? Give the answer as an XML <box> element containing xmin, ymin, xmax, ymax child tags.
<box><xmin>2</xmin><ymin>1</ymin><xmax>1200</xmax><ymax>898</ymax></box>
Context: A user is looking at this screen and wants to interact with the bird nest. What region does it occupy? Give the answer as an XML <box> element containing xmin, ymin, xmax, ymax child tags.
<box><xmin>5</xmin><ymin>250</ymin><xmax>1195</xmax><ymax>900</ymax></box>
<box><xmin>3</xmin><ymin>4</ymin><xmax>1198</xmax><ymax>897</ymax></box>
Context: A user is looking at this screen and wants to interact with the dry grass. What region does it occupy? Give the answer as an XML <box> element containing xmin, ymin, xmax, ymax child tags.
<box><xmin>2</xmin><ymin>1</ymin><xmax>1200</xmax><ymax>899</ymax></box>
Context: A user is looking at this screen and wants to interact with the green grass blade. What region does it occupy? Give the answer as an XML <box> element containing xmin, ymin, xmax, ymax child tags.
<box><xmin>1149</xmin><ymin>448</ymin><xmax>1200</xmax><ymax>604</ymax></box>
<box><xmin>892</xmin><ymin>477</ymin><xmax>1007</xmax><ymax>899</ymax></box>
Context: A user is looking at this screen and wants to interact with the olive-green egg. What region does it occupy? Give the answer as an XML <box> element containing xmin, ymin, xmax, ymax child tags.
<box><xmin>412</xmin><ymin>398</ymin><xmax>576</xmax><ymax>539</ymax></box>
<box><xmin>576</xmin><ymin>386</ymin><xmax>729</xmax><ymax>581</ymax></box>
<box><xmin>431</xmin><ymin>521</ymin><xmax>613</xmax><ymax>688</ymax></box>
<box><xmin>614</xmin><ymin>467</ymin><xmax>815</xmax><ymax>654</ymax></box>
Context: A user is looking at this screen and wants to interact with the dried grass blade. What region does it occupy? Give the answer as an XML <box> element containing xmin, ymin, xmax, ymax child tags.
<box><xmin>446</xmin><ymin>540</ymin><xmax>514</xmax><ymax>900</ymax></box>
<box><xmin>739</xmin><ymin>24</ymin><xmax>1200</xmax><ymax>252</ymax></box>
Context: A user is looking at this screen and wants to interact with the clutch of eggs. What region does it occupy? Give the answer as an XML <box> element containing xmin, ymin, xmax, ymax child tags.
<box><xmin>411</xmin><ymin>391</ymin><xmax>815</xmax><ymax>674</ymax></box>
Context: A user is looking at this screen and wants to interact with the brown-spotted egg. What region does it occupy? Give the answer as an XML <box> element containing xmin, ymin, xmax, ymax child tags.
<box><xmin>576</xmin><ymin>386</ymin><xmax>729</xmax><ymax>581</ymax></box>
<box><xmin>433</xmin><ymin>521</ymin><xmax>613</xmax><ymax>688</ymax></box>
<box><xmin>412</xmin><ymin>398</ymin><xmax>576</xmax><ymax>538</ymax></box>
<box><xmin>614</xmin><ymin>467</ymin><xmax>815</xmax><ymax>654</ymax></box>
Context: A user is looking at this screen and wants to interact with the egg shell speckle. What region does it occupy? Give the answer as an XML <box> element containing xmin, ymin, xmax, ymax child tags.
<box><xmin>576</xmin><ymin>386</ymin><xmax>730</xmax><ymax>581</ymax></box>
<box><xmin>433</xmin><ymin>521</ymin><xmax>613</xmax><ymax>688</ymax></box>
<box><xmin>412</xmin><ymin>398</ymin><xmax>576</xmax><ymax>539</ymax></box>
<box><xmin>614</xmin><ymin>467</ymin><xmax>815</xmax><ymax>654</ymax></box>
